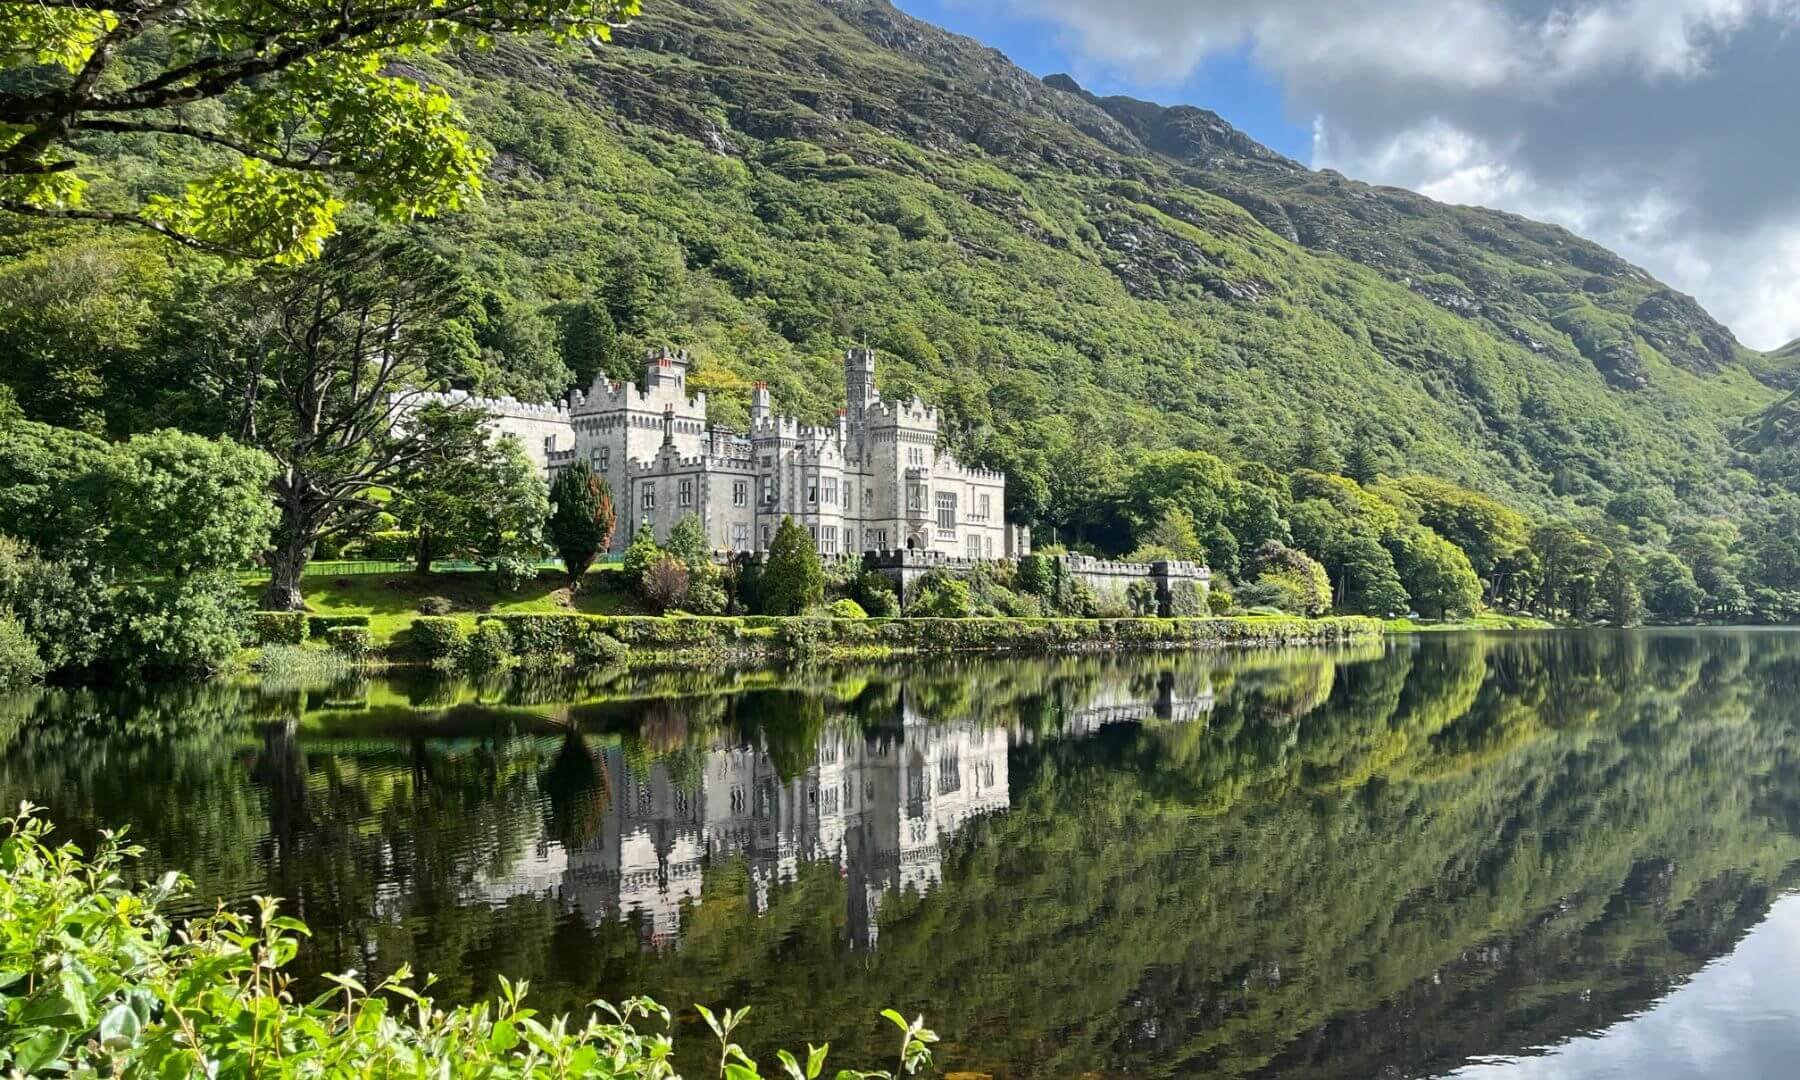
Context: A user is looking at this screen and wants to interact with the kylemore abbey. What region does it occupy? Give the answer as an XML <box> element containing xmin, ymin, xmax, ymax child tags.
<box><xmin>411</xmin><ymin>347</ymin><xmax>1028</xmax><ymax>559</ymax></box>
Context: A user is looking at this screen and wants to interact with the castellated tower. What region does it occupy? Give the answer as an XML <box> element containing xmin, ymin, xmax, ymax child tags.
<box><xmin>844</xmin><ymin>347</ymin><xmax>877</xmax><ymax>464</ymax></box>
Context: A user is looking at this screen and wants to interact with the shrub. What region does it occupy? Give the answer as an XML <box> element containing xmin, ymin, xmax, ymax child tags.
<box><xmin>1125</xmin><ymin>579</ymin><xmax>1159</xmax><ymax>616</ymax></box>
<box><xmin>573</xmin><ymin>623</ymin><xmax>630</xmax><ymax>666</ymax></box>
<box><xmin>682</xmin><ymin>570</ymin><xmax>729</xmax><ymax>615</ymax></box>
<box><xmin>467</xmin><ymin>619</ymin><xmax>514</xmax><ymax>669</ymax></box>
<box><xmin>306</xmin><ymin>614</ymin><xmax>370</xmax><ymax>639</ymax></box>
<box><xmin>418</xmin><ymin>595</ymin><xmax>456</xmax><ymax>616</ymax></box>
<box><xmin>852</xmin><ymin>570</ymin><xmax>901</xmax><ymax>617</ymax></box>
<box><xmin>759</xmin><ymin>516</ymin><xmax>824</xmax><ymax>615</ymax></box>
<box><xmin>107</xmin><ymin>573</ymin><xmax>248</xmax><ymax>678</ymax></box>
<box><xmin>250</xmin><ymin>611</ymin><xmax>307</xmax><ymax>646</ymax></box>
<box><xmin>324</xmin><ymin>625</ymin><xmax>372</xmax><ymax>661</ymax></box>
<box><xmin>0</xmin><ymin>538</ymin><xmax>107</xmax><ymax>673</ymax></box>
<box><xmin>622</xmin><ymin>527</ymin><xmax>661</xmax><ymax>594</ymax></box>
<box><xmin>358</xmin><ymin>529</ymin><xmax>414</xmax><ymax>560</ymax></box>
<box><xmin>1206</xmin><ymin>585</ymin><xmax>1235</xmax><ymax>615</ymax></box>
<box><xmin>666</xmin><ymin>513</ymin><xmax>709</xmax><ymax>567</ymax></box>
<box><xmin>409</xmin><ymin>616</ymin><xmax>467</xmax><ymax>663</ymax></box>
<box><xmin>0</xmin><ymin>807</ymin><xmax>935</xmax><ymax>1079</ymax></box>
<box><xmin>911</xmin><ymin>571</ymin><xmax>972</xmax><ymax>618</ymax></box>
<box><xmin>1250</xmin><ymin>542</ymin><xmax>1332</xmax><ymax>617</ymax></box>
<box><xmin>0</xmin><ymin>614</ymin><xmax>44</xmax><ymax>689</ymax></box>
<box><xmin>642</xmin><ymin>553</ymin><xmax>691</xmax><ymax>614</ymax></box>
<box><xmin>492</xmin><ymin>555</ymin><xmax>538</xmax><ymax>594</ymax></box>
<box><xmin>1168</xmin><ymin>579</ymin><xmax>1206</xmax><ymax>617</ymax></box>
<box><xmin>829</xmin><ymin>598</ymin><xmax>869</xmax><ymax>619</ymax></box>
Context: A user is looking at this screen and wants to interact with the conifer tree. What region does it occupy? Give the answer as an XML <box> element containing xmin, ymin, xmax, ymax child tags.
<box><xmin>547</xmin><ymin>462</ymin><xmax>616</xmax><ymax>588</ymax></box>
<box><xmin>759</xmin><ymin>516</ymin><xmax>825</xmax><ymax>616</ymax></box>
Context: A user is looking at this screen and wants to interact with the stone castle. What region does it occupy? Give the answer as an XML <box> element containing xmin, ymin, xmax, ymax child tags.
<box><xmin>413</xmin><ymin>347</ymin><xmax>1025</xmax><ymax>558</ymax></box>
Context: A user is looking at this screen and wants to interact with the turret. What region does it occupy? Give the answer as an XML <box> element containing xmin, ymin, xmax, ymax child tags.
<box><xmin>644</xmin><ymin>346</ymin><xmax>689</xmax><ymax>395</ymax></box>
<box><xmin>750</xmin><ymin>381</ymin><xmax>772</xmax><ymax>426</ymax></box>
<box><xmin>844</xmin><ymin>347</ymin><xmax>877</xmax><ymax>459</ymax></box>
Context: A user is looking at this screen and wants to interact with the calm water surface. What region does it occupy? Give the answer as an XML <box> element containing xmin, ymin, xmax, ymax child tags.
<box><xmin>5</xmin><ymin>631</ymin><xmax>1800</xmax><ymax>1078</ymax></box>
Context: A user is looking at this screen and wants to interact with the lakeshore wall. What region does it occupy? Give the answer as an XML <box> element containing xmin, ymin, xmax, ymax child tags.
<box><xmin>861</xmin><ymin>550</ymin><xmax>1211</xmax><ymax>618</ymax></box>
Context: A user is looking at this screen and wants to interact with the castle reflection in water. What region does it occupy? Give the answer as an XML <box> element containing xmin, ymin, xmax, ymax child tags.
<box><xmin>487</xmin><ymin>670</ymin><xmax>1216</xmax><ymax>950</ymax></box>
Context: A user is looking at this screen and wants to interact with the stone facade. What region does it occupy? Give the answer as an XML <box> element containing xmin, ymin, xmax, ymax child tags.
<box><xmin>863</xmin><ymin>550</ymin><xmax>1211</xmax><ymax>617</ymax></box>
<box><xmin>443</xmin><ymin>347</ymin><xmax>1017</xmax><ymax>559</ymax></box>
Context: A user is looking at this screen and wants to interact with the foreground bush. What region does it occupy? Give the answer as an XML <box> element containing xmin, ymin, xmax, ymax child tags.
<box><xmin>0</xmin><ymin>806</ymin><xmax>936</xmax><ymax>1079</ymax></box>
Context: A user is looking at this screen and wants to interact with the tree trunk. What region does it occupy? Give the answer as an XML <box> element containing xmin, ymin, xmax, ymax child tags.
<box><xmin>262</xmin><ymin>506</ymin><xmax>316</xmax><ymax>610</ymax></box>
<box><xmin>415</xmin><ymin>527</ymin><xmax>433</xmax><ymax>576</ymax></box>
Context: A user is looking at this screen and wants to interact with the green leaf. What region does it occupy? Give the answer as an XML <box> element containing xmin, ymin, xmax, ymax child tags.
<box><xmin>13</xmin><ymin>1028</ymin><xmax>70</xmax><ymax>1074</ymax></box>
<box><xmin>99</xmin><ymin>1001</ymin><xmax>142</xmax><ymax>1048</ymax></box>
<box><xmin>807</xmin><ymin>1043</ymin><xmax>830</xmax><ymax>1078</ymax></box>
<box><xmin>487</xmin><ymin>1019</ymin><xmax>519</xmax><ymax>1053</ymax></box>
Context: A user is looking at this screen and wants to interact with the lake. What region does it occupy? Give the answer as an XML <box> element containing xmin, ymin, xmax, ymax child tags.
<box><xmin>5</xmin><ymin>630</ymin><xmax>1800</xmax><ymax>1078</ymax></box>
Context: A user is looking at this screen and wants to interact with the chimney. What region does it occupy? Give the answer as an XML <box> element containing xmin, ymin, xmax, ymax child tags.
<box><xmin>662</xmin><ymin>403</ymin><xmax>675</xmax><ymax>446</ymax></box>
<box><xmin>750</xmin><ymin>381</ymin><xmax>772</xmax><ymax>426</ymax></box>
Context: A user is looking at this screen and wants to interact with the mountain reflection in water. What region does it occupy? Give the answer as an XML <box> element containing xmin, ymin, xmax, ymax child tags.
<box><xmin>4</xmin><ymin>631</ymin><xmax>1800</xmax><ymax>1079</ymax></box>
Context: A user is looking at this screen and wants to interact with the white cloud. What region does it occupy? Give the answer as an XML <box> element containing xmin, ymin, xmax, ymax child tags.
<box><xmin>999</xmin><ymin>0</ymin><xmax>1800</xmax><ymax>350</ymax></box>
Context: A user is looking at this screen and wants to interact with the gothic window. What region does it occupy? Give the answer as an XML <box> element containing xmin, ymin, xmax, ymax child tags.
<box><xmin>732</xmin><ymin>480</ymin><xmax>748</xmax><ymax>507</ymax></box>
<box><xmin>907</xmin><ymin>481</ymin><xmax>927</xmax><ymax>512</ymax></box>
<box><xmin>823</xmin><ymin>477</ymin><xmax>838</xmax><ymax>504</ymax></box>
<box><xmin>678</xmin><ymin>479</ymin><xmax>694</xmax><ymax>507</ymax></box>
<box><xmin>807</xmin><ymin>482</ymin><xmax>818</xmax><ymax>504</ymax></box>
<box><xmin>936</xmin><ymin>492</ymin><xmax>956</xmax><ymax>531</ymax></box>
<box><xmin>731</xmin><ymin>524</ymin><xmax>750</xmax><ymax>552</ymax></box>
<box><xmin>966</xmin><ymin>533</ymin><xmax>981</xmax><ymax>558</ymax></box>
<box><xmin>589</xmin><ymin>447</ymin><xmax>604</xmax><ymax>471</ymax></box>
<box><xmin>641</xmin><ymin>484</ymin><xmax>655</xmax><ymax>511</ymax></box>
<box><xmin>864</xmin><ymin>487</ymin><xmax>874</xmax><ymax>510</ymax></box>
<box><xmin>938</xmin><ymin>756</ymin><xmax>961</xmax><ymax>795</ymax></box>
<box><xmin>760</xmin><ymin>476</ymin><xmax>775</xmax><ymax>504</ymax></box>
<box><xmin>760</xmin><ymin>524</ymin><xmax>770</xmax><ymax>546</ymax></box>
<box><xmin>979</xmin><ymin>493</ymin><xmax>991</xmax><ymax>520</ymax></box>
<box><xmin>821</xmin><ymin>525</ymin><xmax>837</xmax><ymax>554</ymax></box>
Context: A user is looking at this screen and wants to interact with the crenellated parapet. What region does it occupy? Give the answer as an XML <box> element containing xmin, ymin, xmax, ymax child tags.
<box><xmin>406</xmin><ymin>388</ymin><xmax>572</xmax><ymax>422</ymax></box>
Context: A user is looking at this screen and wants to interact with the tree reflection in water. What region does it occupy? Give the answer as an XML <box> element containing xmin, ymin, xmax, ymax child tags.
<box><xmin>3</xmin><ymin>632</ymin><xmax>1799</xmax><ymax>1078</ymax></box>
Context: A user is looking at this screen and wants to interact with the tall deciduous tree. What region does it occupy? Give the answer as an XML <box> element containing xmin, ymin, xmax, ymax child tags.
<box><xmin>392</xmin><ymin>425</ymin><xmax>550</xmax><ymax>575</ymax></box>
<box><xmin>0</xmin><ymin>0</ymin><xmax>640</xmax><ymax>260</ymax></box>
<box><xmin>547</xmin><ymin>462</ymin><xmax>616</xmax><ymax>587</ymax></box>
<box><xmin>200</xmin><ymin>230</ymin><xmax>483</xmax><ymax>609</ymax></box>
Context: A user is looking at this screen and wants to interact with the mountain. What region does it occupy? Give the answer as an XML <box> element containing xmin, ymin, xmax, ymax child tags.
<box><xmin>8</xmin><ymin>0</ymin><xmax>1792</xmax><ymax>533</ymax></box>
<box><xmin>427</xmin><ymin>0</ymin><xmax>1787</xmax><ymax>523</ymax></box>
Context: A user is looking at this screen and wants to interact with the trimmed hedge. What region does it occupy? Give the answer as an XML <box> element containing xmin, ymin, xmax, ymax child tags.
<box><xmin>250</xmin><ymin>612</ymin><xmax>306</xmax><ymax>646</ymax></box>
<box><xmin>409</xmin><ymin>616</ymin><xmax>467</xmax><ymax>663</ymax></box>
<box><xmin>406</xmin><ymin>612</ymin><xmax>1380</xmax><ymax>667</ymax></box>
<box><xmin>307</xmin><ymin>614</ymin><xmax>371</xmax><ymax>639</ymax></box>
<box><xmin>324</xmin><ymin>625</ymin><xmax>372</xmax><ymax>660</ymax></box>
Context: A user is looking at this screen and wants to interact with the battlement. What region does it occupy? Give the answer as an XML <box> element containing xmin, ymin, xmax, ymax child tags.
<box><xmin>405</xmin><ymin>389</ymin><xmax>572</xmax><ymax>422</ymax></box>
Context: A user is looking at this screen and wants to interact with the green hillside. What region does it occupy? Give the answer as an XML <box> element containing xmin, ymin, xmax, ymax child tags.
<box><xmin>421</xmin><ymin>0</ymin><xmax>1785</xmax><ymax>522</ymax></box>
<box><xmin>3</xmin><ymin>0</ymin><xmax>1796</xmax><ymax>543</ymax></box>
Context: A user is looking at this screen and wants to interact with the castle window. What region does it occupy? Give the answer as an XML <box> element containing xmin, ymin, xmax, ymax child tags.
<box><xmin>821</xmin><ymin>525</ymin><xmax>837</xmax><ymax>554</ymax></box>
<box><xmin>979</xmin><ymin>493</ymin><xmax>991</xmax><ymax>520</ymax></box>
<box><xmin>589</xmin><ymin>447</ymin><xmax>604</xmax><ymax>471</ymax></box>
<box><xmin>732</xmin><ymin>480</ymin><xmax>748</xmax><ymax>507</ymax></box>
<box><xmin>864</xmin><ymin>487</ymin><xmax>874</xmax><ymax>510</ymax></box>
<box><xmin>966</xmin><ymin>533</ymin><xmax>981</xmax><ymax>559</ymax></box>
<box><xmin>731</xmin><ymin>524</ymin><xmax>750</xmax><ymax>552</ymax></box>
<box><xmin>807</xmin><ymin>482</ymin><xmax>818</xmax><ymax>504</ymax></box>
<box><xmin>760</xmin><ymin>476</ymin><xmax>775</xmax><ymax>504</ymax></box>
<box><xmin>936</xmin><ymin>492</ymin><xmax>956</xmax><ymax>531</ymax></box>
<box><xmin>868</xmin><ymin>528</ymin><xmax>887</xmax><ymax>551</ymax></box>
<box><xmin>907</xmin><ymin>480</ymin><xmax>927</xmax><ymax>512</ymax></box>
<box><xmin>761</xmin><ymin>524</ymin><xmax>770</xmax><ymax>546</ymax></box>
<box><xmin>641</xmin><ymin>484</ymin><xmax>655</xmax><ymax>512</ymax></box>
<box><xmin>678</xmin><ymin>479</ymin><xmax>694</xmax><ymax>507</ymax></box>
<box><xmin>823</xmin><ymin>477</ymin><xmax>838</xmax><ymax>505</ymax></box>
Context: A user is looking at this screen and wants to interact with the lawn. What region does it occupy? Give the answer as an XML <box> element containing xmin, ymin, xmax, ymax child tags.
<box><xmin>239</xmin><ymin>566</ymin><xmax>643</xmax><ymax>643</ymax></box>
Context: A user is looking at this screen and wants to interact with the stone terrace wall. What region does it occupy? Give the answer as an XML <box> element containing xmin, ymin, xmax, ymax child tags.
<box><xmin>863</xmin><ymin>551</ymin><xmax>1210</xmax><ymax>617</ymax></box>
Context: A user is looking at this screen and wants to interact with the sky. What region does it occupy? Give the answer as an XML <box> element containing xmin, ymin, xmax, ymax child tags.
<box><xmin>894</xmin><ymin>0</ymin><xmax>1800</xmax><ymax>352</ymax></box>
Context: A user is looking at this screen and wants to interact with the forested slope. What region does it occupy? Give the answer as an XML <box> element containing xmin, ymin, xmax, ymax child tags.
<box><xmin>3</xmin><ymin>0</ymin><xmax>1794</xmax><ymax>542</ymax></box>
